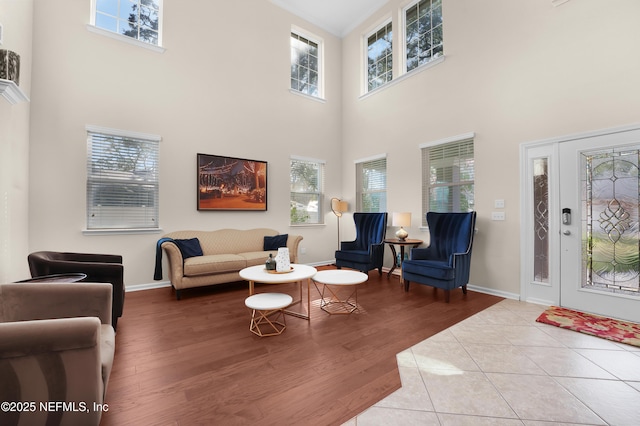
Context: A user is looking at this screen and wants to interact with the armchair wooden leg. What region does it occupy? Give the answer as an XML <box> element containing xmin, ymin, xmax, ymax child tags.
<box><xmin>444</xmin><ymin>289</ymin><xmax>451</xmax><ymax>303</ymax></box>
<box><xmin>404</xmin><ymin>280</ymin><xmax>410</xmax><ymax>292</ymax></box>
<box><xmin>462</xmin><ymin>285</ymin><xmax>467</xmax><ymax>295</ymax></box>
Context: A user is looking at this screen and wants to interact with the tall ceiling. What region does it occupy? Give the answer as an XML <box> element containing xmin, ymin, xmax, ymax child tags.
<box><xmin>270</xmin><ymin>0</ymin><xmax>390</xmax><ymax>38</ymax></box>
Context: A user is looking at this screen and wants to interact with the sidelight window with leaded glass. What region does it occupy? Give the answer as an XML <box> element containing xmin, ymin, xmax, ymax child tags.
<box><xmin>533</xmin><ymin>158</ymin><xmax>550</xmax><ymax>283</ymax></box>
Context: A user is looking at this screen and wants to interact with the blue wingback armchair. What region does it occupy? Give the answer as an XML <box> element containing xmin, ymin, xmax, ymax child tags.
<box><xmin>335</xmin><ymin>212</ymin><xmax>388</xmax><ymax>275</ymax></box>
<box><xmin>402</xmin><ymin>212</ymin><xmax>477</xmax><ymax>302</ymax></box>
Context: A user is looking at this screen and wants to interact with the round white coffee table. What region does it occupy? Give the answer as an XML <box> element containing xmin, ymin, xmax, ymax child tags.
<box><xmin>312</xmin><ymin>269</ymin><xmax>369</xmax><ymax>315</ymax></box>
<box><xmin>239</xmin><ymin>264</ymin><xmax>317</xmax><ymax>320</ymax></box>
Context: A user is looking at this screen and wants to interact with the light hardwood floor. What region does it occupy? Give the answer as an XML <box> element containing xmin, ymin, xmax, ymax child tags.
<box><xmin>101</xmin><ymin>266</ymin><xmax>502</xmax><ymax>425</ymax></box>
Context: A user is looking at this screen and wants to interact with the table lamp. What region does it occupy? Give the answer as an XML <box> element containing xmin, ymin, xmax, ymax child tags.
<box><xmin>392</xmin><ymin>212</ymin><xmax>411</xmax><ymax>240</ymax></box>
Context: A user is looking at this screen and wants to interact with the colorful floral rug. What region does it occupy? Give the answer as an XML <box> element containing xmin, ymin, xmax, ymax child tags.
<box><xmin>536</xmin><ymin>306</ymin><xmax>640</xmax><ymax>347</ymax></box>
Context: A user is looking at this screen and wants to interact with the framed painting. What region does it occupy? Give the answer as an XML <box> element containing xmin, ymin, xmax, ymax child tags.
<box><xmin>197</xmin><ymin>154</ymin><xmax>267</xmax><ymax>211</ymax></box>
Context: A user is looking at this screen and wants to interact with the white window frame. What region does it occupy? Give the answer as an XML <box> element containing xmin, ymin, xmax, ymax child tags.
<box><xmin>364</xmin><ymin>18</ymin><xmax>393</xmax><ymax>93</ymax></box>
<box><xmin>420</xmin><ymin>133</ymin><xmax>475</xmax><ymax>225</ymax></box>
<box><xmin>290</xmin><ymin>156</ymin><xmax>325</xmax><ymax>226</ymax></box>
<box><xmin>85</xmin><ymin>125</ymin><xmax>161</xmax><ymax>235</ymax></box>
<box><xmin>355</xmin><ymin>154</ymin><xmax>387</xmax><ymax>213</ymax></box>
<box><xmin>402</xmin><ymin>0</ymin><xmax>444</xmax><ymax>75</ymax></box>
<box><xmin>88</xmin><ymin>0</ymin><xmax>165</xmax><ymax>53</ymax></box>
<box><xmin>290</xmin><ymin>26</ymin><xmax>325</xmax><ymax>100</ymax></box>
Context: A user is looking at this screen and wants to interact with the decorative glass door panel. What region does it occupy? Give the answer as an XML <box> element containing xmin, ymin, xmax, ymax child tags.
<box><xmin>582</xmin><ymin>148</ymin><xmax>639</xmax><ymax>295</ymax></box>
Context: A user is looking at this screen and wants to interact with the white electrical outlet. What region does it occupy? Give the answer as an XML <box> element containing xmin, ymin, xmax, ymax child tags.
<box><xmin>494</xmin><ymin>199</ymin><xmax>505</xmax><ymax>208</ymax></box>
<box><xmin>491</xmin><ymin>212</ymin><xmax>506</xmax><ymax>221</ymax></box>
<box><xmin>300</xmin><ymin>247</ymin><xmax>306</xmax><ymax>254</ymax></box>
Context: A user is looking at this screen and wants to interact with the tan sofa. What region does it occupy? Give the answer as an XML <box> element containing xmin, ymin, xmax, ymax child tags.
<box><xmin>160</xmin><ymin>228</ymin><xmax>302</xmax><ymax>299</ymax></box>
<box><xmin>0</xmin><ymin>282</ymin><xmax>115</xmax><ymax>426</ymax></box>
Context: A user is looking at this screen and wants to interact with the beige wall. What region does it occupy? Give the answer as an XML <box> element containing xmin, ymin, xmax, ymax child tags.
<box><xmin>16</xmin><ymin>0</ymin><xmax>640</xmax><ymax>294</ymax></box>
<box><xmin>27</xmin><ymin>0</ymin><xmax>343</xmax><ymax>287</ymax></box>
<box><xmin>0</xmin><ymin>0</ymin><xmax>33</xmax><ymax>282</ymax></box>
<box><xmin>343</xmin><ymin>0</ymin><xmax>640</xmax><ymax>294</ymax></box>
<box><xmin>341</xmin><ymin>0</ymin><xmax>640</xmax><ymax>296</ymax></box>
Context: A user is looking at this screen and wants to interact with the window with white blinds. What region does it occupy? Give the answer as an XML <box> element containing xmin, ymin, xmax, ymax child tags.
<box><xmin>421</xmin><ymin>137</ymin><xmax>474</xmax><ymax>224</ymax></box>
<box><xmin>356</xmin><ymin>155</ymin><xmax>387</xmax><ymax>213</ymax></box>
<box><xmin>290</xmin><ymin>156</ymin><xmax>325</xmax><ymax>225</ymax></box>
<box><xmin>86</xmin><ymin>127</ymin><xmax>160</xmax><ymax>231</ymax></box>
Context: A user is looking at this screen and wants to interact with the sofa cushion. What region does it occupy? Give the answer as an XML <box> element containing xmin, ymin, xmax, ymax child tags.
<box><xmin>183</xmin><ymin>254</ymin><xmax>247</xmax><ymax>276</ymax></box>
<box><xmin>263</xmin><ymin>234</ymin><xmax>288</xmax><ymax>251</ymax></box>
<box><xmin>402</xmin><ymin>259</ymin><xmax>454</xmax><ymax>281</ymax></box>
<box><xmin>240</xmin><ymin>251</ymin><xmax>278</xmax><ymax>267</ymax></box>
<box><xmin>174</xmin><ymin>238</ymin><xmax>203</xmax><ymax>259</ymax></box>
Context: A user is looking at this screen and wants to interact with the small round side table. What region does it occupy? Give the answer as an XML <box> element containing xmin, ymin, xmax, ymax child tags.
<box><xmin>383</xmin><ymin>238</ymin><xmax>423</xmax><ymax>280</ymax></box>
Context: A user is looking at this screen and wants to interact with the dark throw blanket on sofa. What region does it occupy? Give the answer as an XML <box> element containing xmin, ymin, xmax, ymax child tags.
<box><xmin>154</xmin><ymin>237</ymin><xmax>175</xmax><ymax>280</ymax></box>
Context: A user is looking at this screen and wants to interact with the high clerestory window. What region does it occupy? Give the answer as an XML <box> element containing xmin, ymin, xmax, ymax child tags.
<box><xmin>92</xmin><ymin>0</ymin><xmax>162</xmax><ymax>47</ymax></box>
<box><xmin>366</xmin><ymin>21</ymin><xmax>393</xmax><ymax>92</ymax></box>
<box><xmin>290</xmin><ymin>28</ymin><xmax>323</xmax><ymax>99</ymax></box>
<box><xmin>404</xmin><ymin>0</ymin><xmax>443</xmax><ymax>73</ymax></box>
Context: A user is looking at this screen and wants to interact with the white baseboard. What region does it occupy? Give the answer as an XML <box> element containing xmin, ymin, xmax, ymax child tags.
<box><xmin>126</xmin><ymin>281</ymin><xmax>171</xmax><ymax>292</ymax></box>
<box><xmin>467</xmin><ymin>284</ymin><xmax>520</xmax><ymax>300</ymax></box>
<box><xmin>521</xmin><ymin>297</ymin><xmax>555</xmax><ymax>307</ymax></box>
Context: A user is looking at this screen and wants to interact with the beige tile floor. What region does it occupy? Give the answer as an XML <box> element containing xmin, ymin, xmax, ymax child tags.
<box><xmin>343</xmin><ymin>299</ymin><xmax>640</xmax><ymax>426</ymax></box>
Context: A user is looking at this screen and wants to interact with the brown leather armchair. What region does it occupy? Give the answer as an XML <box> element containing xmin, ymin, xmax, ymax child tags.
<box><xmin>27</xmin><ymin>251</ymin><xmax>125</xmax><ymax>329</ymax></box>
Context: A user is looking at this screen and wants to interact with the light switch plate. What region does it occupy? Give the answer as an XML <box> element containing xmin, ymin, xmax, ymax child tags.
<box><xmin>494</xmin><ymin>199</ymin><xmax>505</xmax><ymax>208</ymax></box>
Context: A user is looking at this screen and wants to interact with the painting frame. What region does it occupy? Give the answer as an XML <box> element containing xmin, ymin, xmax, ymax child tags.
<box><xmin>197</xmin><ymin>153</ymin><xmax>267</xmax><ymax>211</ymax></box>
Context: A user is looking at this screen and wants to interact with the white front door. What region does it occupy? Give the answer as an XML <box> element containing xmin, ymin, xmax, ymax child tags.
<box><xmin>558</xmin><ymin>128</ymin><xmax>640</xmax><ymax>323</ymax></box>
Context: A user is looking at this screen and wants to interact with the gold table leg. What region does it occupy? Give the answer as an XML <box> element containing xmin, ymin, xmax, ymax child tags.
<box><xmin>248</xmin><ymin>279</ymin><xmax>310</xmax><ymax>321</ymax></box>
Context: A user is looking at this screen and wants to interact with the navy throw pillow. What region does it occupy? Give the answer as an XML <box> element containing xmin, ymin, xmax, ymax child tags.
<box><xmin>264</xmin><ymin>234</ymin><xmax>288</xmax><ymax>251</ymax></box>
<box><xmin>174</xmin><ymin>238</ymin><xmax>203</xmax><ymax>259</ymax></box>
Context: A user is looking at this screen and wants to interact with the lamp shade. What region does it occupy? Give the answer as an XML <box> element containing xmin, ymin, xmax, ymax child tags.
<box><xmin>331</xmin><ymin>198</ymin><xmax>348</xmax><ymax>216</ymax></box>
<box><xmin>392</xmin><ymin>212</ymin><xmax>411</xmax><ymax>240</ymax></box>
<box><xmin>392</xmin><ymin>212</ymin><xmax>411</xmax><ymax>228</ymax></box>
